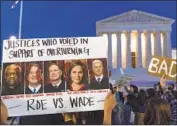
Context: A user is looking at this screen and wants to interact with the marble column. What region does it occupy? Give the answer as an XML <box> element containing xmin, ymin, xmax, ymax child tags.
<box><xmin>116</xmin><ymin>32</ymin><xmax>122</xmax><ymax>68</ymax></box>
<box><xmin>107</xmin><ymin>33</ymin><xmax>112</xmax><ymax>69</ymax></box>
<box><xmin>166</xmin><ymin>31</ymin><xmax>172</xmax><ymax>58</ymax></box>
<box><xmin>146</xmin><ymin>31</ymin><xmax>152</xmax><ymax>68</ymax></box>
<box><xmin>155</xmin><ymin>31</ymin><xmax>162</xmax><ymax>57</ymax></box>
<box><xmin>126</xmin><ymin>31</ymin><xmax>131</xmax><ymax>68</ymax></box>
<box><xmin>137</xmin><ymin>31</ymin><xmax>143</xmax><ymax>68</ymax></box>
<box><xmin>161</xmin><ymin>32</ymin><xmax>165</xmax><ymax>57</ymax></box>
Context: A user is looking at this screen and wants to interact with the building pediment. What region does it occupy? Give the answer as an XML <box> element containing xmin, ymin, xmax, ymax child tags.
<box><xmin>97</xmin><ymin>10</ymin><xmax>175</xmax><ymax>24</ymax></box>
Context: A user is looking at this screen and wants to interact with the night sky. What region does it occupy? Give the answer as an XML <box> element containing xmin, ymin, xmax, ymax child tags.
<box><xmin>1</xmin><ymin>1</ymin><xmax>176</xmax><ymax>61</ymax></box>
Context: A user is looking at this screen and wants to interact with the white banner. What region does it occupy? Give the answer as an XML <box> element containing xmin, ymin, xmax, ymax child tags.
<box><xmin>2</xmin><ymin>37</ymin><xmax>107</xmax><ymax>63</ymax></box>
<box><xmin>1</xmin><ymin>89</ymin><xmax>109</xmax><ymax>117</ymax></box>
<box><xmin>1</xmin><ymin>37</ymin><xmax>109</xmax><ymax>116</ymax></box>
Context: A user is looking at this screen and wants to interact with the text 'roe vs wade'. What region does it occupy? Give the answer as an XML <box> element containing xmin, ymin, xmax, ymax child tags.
<box><xmin>1</xmin><ymin>37</ymin><xmax>110</xmax><ymax>117</ymax></box>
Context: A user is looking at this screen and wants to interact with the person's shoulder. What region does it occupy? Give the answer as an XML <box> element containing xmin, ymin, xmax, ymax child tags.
<box><xmin>61</xmin><ymin>80</ymin><xmax>66</xmax><ymax>85</ymax></box>
<box><xmin>25</xmin><ymin>87</ymin><xmax>31</xmax><ymax>94</ymax></box>
<box><xmin>25</xmin><ymin>86</ymin><xmax>29</xmax><ymax>90</ymax></box>
<box><xmin>2</xmin><ymin>84</ymin><xmax>9</xmax><ymax>90</ymax></box>
<box><xmin>1</xmin><ymin>90</ymin><xmax>7</xmax><ymax>96</ymax></box>
<box><xmin>18</xmin><ymin>84</ymin><xmax>24</xmax><ymax>90</ymax></box>
<box><xmin>45</xmin><ymin>83</ymin><xmax>52</xmax><ymax>88</ymax></box>
<box><xmin>90</xmin><ymin>78</ymin><xmax>97</xmax><ymax>84</ymax></box>
<box><xmin>84</xmin><ymin>83</ymin><xmax>90</xmax><ymax>90</ymax></box>
<box><xmin>90</xmin><ymin>77</ymin><xmax>96</xmax><ymax>81</ymax></box>
<box><xmin>1</xmin><ymin>85</ymin><xmax>6</xmax><ymax>91</ymax></box>
<box><xmin>103</xmin><ymin>75</ymin><xmax>108</xmax><ymax>78</ymax></box>
<box><xmin>164</xmin><ymin>91</ymin><xmax>176</xmax><ymax>100</ymax></box>
<box><xmin>103</xmin><ymin>76</ymin><xmax>109</xmax><ymax>80</ymax></box>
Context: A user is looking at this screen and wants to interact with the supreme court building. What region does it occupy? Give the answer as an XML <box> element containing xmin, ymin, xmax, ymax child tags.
<box><xmin>96</xmin><ymin>10</ymin><xmax>175</xmax><ymax>70</ymax></box>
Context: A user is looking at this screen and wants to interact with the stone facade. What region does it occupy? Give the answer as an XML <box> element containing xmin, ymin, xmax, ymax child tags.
<box><xmin>96</xmin><ymin>10</ymin><xmax>175</xmax><ymax>69</ymax></box>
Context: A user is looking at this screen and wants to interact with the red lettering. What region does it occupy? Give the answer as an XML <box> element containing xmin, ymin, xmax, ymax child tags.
<box><xmin>46</xmin><ymin>93</ymin><xmax>55</xmax><ymax>96</ymax></box>
<box><xmin>67</xmin><ymin>92</ymin><xmax>72</xmax><ymax>94</ymax></box>
<box><xmin>26</xmin><ymin>94</ymin><xmax>31</xmax><ymax>98</ymax></box>
<box><xmin>56</xmin><ymin>92</ymin><xmax>62</xmax><ymax>96</ymax></box>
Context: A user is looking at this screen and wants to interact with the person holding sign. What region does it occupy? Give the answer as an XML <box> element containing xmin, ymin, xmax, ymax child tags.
<box><xmin>1</xmin><ymin>64</ymin><xmax>24</xmax><ymax>95</ymax></box>
<box><xmin>0</xmin><ymin>99</ymin><xmax>8</xmax><ymax>125</ymax></box>
<box><xmin>103</xmin><ymin>82</ymin><xmax>131</xmax><ymax>125</ymax></box>
<box><xmin>159</xmin><ymin>74</ymin><xmax>177</xmax><ymax>124</ymax></box>
<box><xmin>63</xmin><ymin>60</ymin><xmax>89</xmax><ymax>125</ymax></box>
<box><xmin>103</xmin><ymin>91</ymin><xmax>117</xmax><ymax>125</ymax></box>
<box><xmin>144</xmin><ymin>97</ymin><xmax>171</xmax><ymax>125</ymax></box>
<box><xmin>44</xmin><ymin>62</ymin><xmax>65</xmax><ymax>93</ymax></box>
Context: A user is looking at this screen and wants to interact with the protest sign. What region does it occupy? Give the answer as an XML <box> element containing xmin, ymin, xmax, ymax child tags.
<box><xmin>1</xmin><ymin>37</ymin><xmax>109</xmax><ymax>116</ymax></box>
<box><xmin>148</xmin><ymin>56</ymin><xmax>177</xmax><ymax>81</ymax></box>
<box><xmin>1</xmin><ymin>90</ymin><xmax>108</xmax><ymax>117</ymax></box>
<box><xmin>117</xmin><ymin>75</ymin><xmax>134</xmax><ymax>87</ymax></box>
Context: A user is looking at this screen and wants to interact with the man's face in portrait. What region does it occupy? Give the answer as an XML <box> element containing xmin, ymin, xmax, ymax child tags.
<box><xmin>92</xmin><ymin>61</ymin><xmax>103</xmax><ymax>77</ymax></box>
<box><xmin>5</xmin><ymin>65</ymin><xmax>19</xmax><ymax>87</ymax></box>
<box><xmin>49</xmin><ymin>64</ymin><xmax>62</xmax><ymax>82</ymax></box>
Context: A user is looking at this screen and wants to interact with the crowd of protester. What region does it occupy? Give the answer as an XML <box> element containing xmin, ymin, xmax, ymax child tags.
<box><xmin>104</xmin><ymin>74</ymin><xmax>177</xmax><ymax>125</ymax></box>
<box><xmin>1</xmin><ymin>74</ymin><xmax>177</xmax><ymax>125</ymax></box>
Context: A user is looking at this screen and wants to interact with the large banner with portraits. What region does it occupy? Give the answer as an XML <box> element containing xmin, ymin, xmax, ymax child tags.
<box><xmin>1</xmin><ymin>37</ymin><xmax>109</xmax><ymax>116</ymax></box>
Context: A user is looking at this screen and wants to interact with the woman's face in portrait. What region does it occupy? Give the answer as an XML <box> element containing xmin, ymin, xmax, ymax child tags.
<box><xmin>70</xmin><ymin>65</ymin><xmax>83</xmax><ymax>85</ymax></box>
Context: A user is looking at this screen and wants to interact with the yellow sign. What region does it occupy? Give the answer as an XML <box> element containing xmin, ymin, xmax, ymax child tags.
<box><xmin>148</xmin><ymin>56</ymin><xmax>177</xmax><ymax>81</ymax></box>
